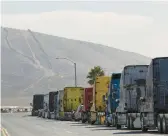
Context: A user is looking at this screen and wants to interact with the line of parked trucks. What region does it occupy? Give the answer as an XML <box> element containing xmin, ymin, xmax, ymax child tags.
<box><xmin>31</xmin><ymin>57</ymin><xmax>168</xmax><ymax>134</ymax></box>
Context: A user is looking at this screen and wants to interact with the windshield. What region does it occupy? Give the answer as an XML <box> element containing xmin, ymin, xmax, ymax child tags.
<box><xmin>159</xmin><ymin>58</ymin><xmax>168</xmax><ymax>81</ymax></box>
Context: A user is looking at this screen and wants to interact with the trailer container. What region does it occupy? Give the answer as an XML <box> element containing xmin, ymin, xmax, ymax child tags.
<box><xmin>140</xmin><ymin>57</ymin><xmax>168</xmax><ymax>134</ymax></box>
<box><xmin>63</xmin><ymin>87</ymin><xmax>84</xmax><ymax>120</ymax></box>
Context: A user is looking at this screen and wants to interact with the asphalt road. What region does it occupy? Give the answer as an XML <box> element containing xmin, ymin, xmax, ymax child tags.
<box><xmin>1</xmin><ymin>113</ymin><xmax>167</xmax><ymax>136</ymax></box>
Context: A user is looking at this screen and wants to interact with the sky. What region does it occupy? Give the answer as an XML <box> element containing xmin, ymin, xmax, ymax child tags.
<box><xmin>1</xmin><ymin>1</ymin><xmax>168</xmax><ymax>58</ymax></box>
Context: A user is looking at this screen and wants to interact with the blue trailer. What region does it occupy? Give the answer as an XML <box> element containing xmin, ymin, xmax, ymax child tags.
<box><xmin>105</xmin><ymin>73</ymin><xmax>121</xmax><ymax>126</ymax></box>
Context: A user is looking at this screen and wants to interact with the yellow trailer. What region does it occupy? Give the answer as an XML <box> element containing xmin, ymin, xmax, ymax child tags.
<box><xmin>90</xmin><ymin>76</ymin><xmax>110</xmax><ymax>124</ymax></box>
<box><xmin>63</xmin><ymin>87</ymin><xmax>84</xmax><ymax>120</ymax></box>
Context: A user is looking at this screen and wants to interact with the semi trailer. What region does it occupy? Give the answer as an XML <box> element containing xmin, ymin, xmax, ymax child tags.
<box><xmin>90</xmin><ymin>76</ymin><xmax>110</xmax><ymax>125</ymax></box>
<box><xmin>140</xmin><ymin>57</ymin><xmax>168</xmax><ymax>134</ymax></box>
<box><xmin>63</xmin><ymin>87</ymin><xmax>84</xmax><ymax>120</ymax></box>
<box><xmin>115</xmin><ymin>65</ymin><xmax>148</xmax><ymax>129</ymax></box>
<box><xmin>81</xmin><ymin>87</ymin><xmax>93</xmax><ymax>123</ymax></box>
<box><xmin>31</xmin><ymin>94</ymin><xmax>44</xmax><ymax>116</ymax></box>
<box><xmin>105</xmin><ymin>73</ymin><xmax>121</xmax><ymax>127</ymax></box>
<box><xmin>42</xmin><ymin>91</ymin><xmax>58</xmax><ymax>119</ymax></box>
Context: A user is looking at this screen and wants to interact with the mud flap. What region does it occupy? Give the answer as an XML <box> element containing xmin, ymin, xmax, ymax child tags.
<box><xmin>133</xmin><ymin>117</ymin><xmax>141</xmax><ymax>128</ymax></box>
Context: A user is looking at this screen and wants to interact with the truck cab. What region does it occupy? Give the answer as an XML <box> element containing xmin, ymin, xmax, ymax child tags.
<box><xmin>105</xmin><ymin>73</ymin><xmax>121</xmax><ymax>126</ymax></box>
<box><xmin>31</xmin><ymin>94</ymin><xmax>44</xmax><ymax>116</ymax></box>
<box><xmin>140</xmin><ymin>57</ymin><xmax>168</xmax><ymax>134</ymax></box>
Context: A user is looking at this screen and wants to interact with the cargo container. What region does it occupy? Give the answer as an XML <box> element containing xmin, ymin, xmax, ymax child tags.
<box><xmin>81</xmin><ymin>87</ymin><xmax>93</xmax><ymax>123</ymax></box>
<box><xmin>63</xmin><ymin>87</ymin><xmax>84</xmax><ymax>120</ymax></box>
<box><xmin>42</xmin><ymin>91</ymin><xmax>58</xmax><ymax>119</ymax></box>
<box><xmin>140</xmin><ymin>57</ymin><xmax>168</xmax><ymax>134</ymax></box>
<box><xmin>31</xmin><ymin>94</ymin><xmax>44</xmax><ymax>116</ymax></box>
<box><xmin>105</xmin><ymin>73</ymin><xmax>121</xmax><ymax>127</ymax></box>
<box><xmin>115</xmin><ymin>65</ymin><xmax>148</xmax><ymax>129</ymax></box>
<box><xmin>90</xmin><ymin>76</ymin><xmax>110</xmax><ymax>125</ymax></box>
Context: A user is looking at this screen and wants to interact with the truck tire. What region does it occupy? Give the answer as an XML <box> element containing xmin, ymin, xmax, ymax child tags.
<box><xmin>47</xmin><ymin>112</ymin><xmax>51</xmax><ymax>119</ymax></box>
<box><xmin>115</xmin><ymin>116</ymin><xmax>121</xmax><ymax>129</ymax></box>
<box><xmin>82</xmin><ymin>119</ymin><xmax>86</xmax><ymax>123</ymax></box>
<box><xmin>130</xmin><ymin>117</ymin><xmax>134</xmax><ymax>130</ymax></box>
<box><xmin>126</xmin><ymin>115</ymin><xmax>130</xmax><ymax>129</ymax></box>
<box><xmin>31</xmin><ymin>111</ymin><xmax>34</xmax><ymax>116</ymax></box>
<box><xmin>112</xmin><ymin>114</ymin><xmax>116</xmax><ymax>127</ymax></box>
<box><xmin>91</xmin><ymin>121</ymin><xmax>95</xmax><ymax>125</ymax></box>
<box><xmin>141</xmin><ymin>117</ymin><xmax>148</xmax><ymax>132</ymax></box>
<box><xmin>106</xmin><ymin>121</ymin><xmax>111</xmax><ymax>127</ymax></box>
<box><xmin>116</xmin><ymin>124</ymin><xmax>121</xmax><ymax>129</ymax></box>
<box><xmin>157</xmin><ymin>114</ymin><xmax>163</xmax><ymax>133</ymax></box>
<box><xmin>162</xmin><ymin>115</ymin><xmax>168</xmax><ymax>134</ymax></box>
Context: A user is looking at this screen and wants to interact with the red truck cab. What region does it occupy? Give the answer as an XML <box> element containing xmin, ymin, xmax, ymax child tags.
<box><xmin>81</xmin><ymin>87</ymin><xmax>93</xmax><ymax>123</ymax></box>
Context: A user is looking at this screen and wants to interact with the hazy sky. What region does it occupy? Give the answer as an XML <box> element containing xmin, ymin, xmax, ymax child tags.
<box><xmin>1</xmin><ymin>1</ymin><xmax>168</xmax><ymax>58</ymax></box>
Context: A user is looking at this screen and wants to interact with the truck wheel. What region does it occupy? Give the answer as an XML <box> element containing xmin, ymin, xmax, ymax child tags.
<box><xmin>113</xmin><ymin>117</ymin><xmax>116</xmax><ymax>127</ymax></box>
<box><xmin>116</xmin><ymin>124</ymin><xmax>121</xmax><ymax>129</ymax></box>
<box><xmin>162</xmin><ymin>115</ymin><xmax>168</xmax><ymax>134</ymax></box>
<box><xmin>130</xmin><ymin>117</ymin><xmax>134</xmax><ymax>130</ymax></box>
<box><xmin>47</xmin><ymin>112</ymin><xmax>51</xmax><ymax>119</ymax></box>
<box><xmin>126</xmin><ymin>115</ymin><xmax>130</xmax><ymax>129</ymax></box>
<box><xmin>82</xmin><ymin>119</ymin><xmax>86</xmax><ymax>123</ymax></box>
<box><xmin>91</xmin><ymin>121</ymin><xmax>95</xmax><ymax>125</ymax></box>
<box><xmin>115</xmin><ymin>116</ymin><xmax>121</xmax><ymax>129</ymax></box>
<box><xmin>141</xmin><ymin>117</ymin><xmax>148</xmax><ymax>132</ymax></box>
<box><xmin>31</xmin><ymin>111</ymin><xmax>34</xmax><ymax>116</ymax></box>
<box><xmin>157</xmin><ymin>114</ymin><xmax>163</xmax><ymax>133</ymax></box>
<box><xmin>106</xmin><ymin>121</ymin><xmax>111</xmax><ymax>127</ymax></box>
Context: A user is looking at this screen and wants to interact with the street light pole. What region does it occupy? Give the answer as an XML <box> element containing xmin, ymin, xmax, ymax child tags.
<box><xmin>55</xmin><ymin>57</ymin><xmax>77</xmax><ymax>87</ymax></box>
<box><xmin>74</xmin><ymin>62</ymin><xmax>77</xmax><ymax>87</ymax></box>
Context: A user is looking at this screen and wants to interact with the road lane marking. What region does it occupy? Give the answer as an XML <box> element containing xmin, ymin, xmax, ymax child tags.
<box><xmin>66</xmin><ymin>131</ymin><xmax>73</xmax><ymax>133</ymax></box>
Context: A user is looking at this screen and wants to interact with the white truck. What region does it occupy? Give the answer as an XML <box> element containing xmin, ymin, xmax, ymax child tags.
<box><xmin>115</xmin><ymin>65</ymin><xmax>148</xmax><ymax>129</ymax></box>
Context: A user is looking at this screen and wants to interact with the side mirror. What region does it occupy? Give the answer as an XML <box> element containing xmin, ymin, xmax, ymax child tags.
<box><xmin>140</xmin><ymin>97</ymin><xmax>145</xmax><ymax>102</ymax></box>
<box><xmin>115</xmin><ymin>99</ymin><xmax>120</xmax><ymax>103</ymax></box>
<box><xmin>30</xmin><ymin>103</ymin><xmax>33</xmax><ymax>106</ymax></box>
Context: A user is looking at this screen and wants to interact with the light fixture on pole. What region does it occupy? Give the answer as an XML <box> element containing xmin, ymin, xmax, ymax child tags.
<box><xmin>55</xmin><ymin>57</ymin><xmax>77</xmax><ymax>87</ymax></box>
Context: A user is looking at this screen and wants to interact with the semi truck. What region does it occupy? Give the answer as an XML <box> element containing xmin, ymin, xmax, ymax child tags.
<box><xmin>31</xmin><ymin>94</ymin><xmax>44</xmax><ymax>116</ymax></box>
<box><xmin>42</xmin><ymin>91</ymin><xmax>58</xmax><ymax>119</ymax></box>
<box><xmin>63</xmin><ymin>87</ymin><xmax>84</xmax><ymax>120</ymax></box>
<box><xmin>90</xmin><ymin>76</ymin><xmax>110</xmax><ymax>125</ymax></box>
<box><xmin>115</xmin><ymin>65</ymin><xmax>148</xmax><ymax>129</ymax></box>
<box><xmin>105</xmin><ymin>73</ymin><xmax>121</xmax><ymax>127</ymax></box>
<box><xmin>54</xmin><ymin>91</ymin><xmax>60</xmax><ymax>119</ymax></box>
<box><xmin>81</xmin><ymin>87</ymin><xmax>93</xmax><ymax>123</ymax></box>
<box><xmin>140</xmin><ymin>57</ymin><xmax>168</xmax><ymax>134</ymax></box>
<box><xmin>54</xmin><ymin>90</ymin><xmax>64</xmax><ymax>120</ymax></box>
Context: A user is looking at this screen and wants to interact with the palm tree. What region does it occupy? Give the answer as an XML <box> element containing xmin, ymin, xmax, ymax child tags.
<box><xmin>87</xmin><ymin>66</ymin><xmax>105</xmax><ymax>85</ymax></box>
